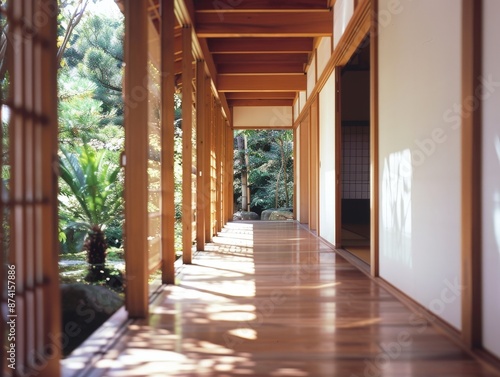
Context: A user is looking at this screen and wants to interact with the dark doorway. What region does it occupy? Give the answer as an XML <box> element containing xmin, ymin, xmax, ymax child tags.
<box><xmin>339</xmin><ymin>35</ymin><xmax>371</xmax><ymax>264</ymax></box>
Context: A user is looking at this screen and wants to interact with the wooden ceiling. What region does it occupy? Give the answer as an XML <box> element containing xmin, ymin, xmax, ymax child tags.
<box><xmin>123</xmin><ymin>0</ymin><xmax>333</xmax><ymax>118</ymax></box>
<box><xmin>194</xmin><ymin>0</ymin><xmax>332</xmax><ymax>109</ymax></box>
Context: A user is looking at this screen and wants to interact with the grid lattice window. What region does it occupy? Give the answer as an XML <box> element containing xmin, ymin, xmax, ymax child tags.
<box><xmin>342</xmin><ymin>124</ymin><xmax>370</xmax><ymax>199</ymax></box>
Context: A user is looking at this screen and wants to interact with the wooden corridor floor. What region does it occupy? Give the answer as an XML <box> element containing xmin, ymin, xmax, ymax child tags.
<box><xmin>67</xmin><ymin>221</ymin><xmax>499</xmax><ymax>377</ymax></box>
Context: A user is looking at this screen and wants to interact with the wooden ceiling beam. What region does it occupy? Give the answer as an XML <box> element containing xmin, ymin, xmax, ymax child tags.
<box><xmin>195</xmin><ymin>0</ymin><xmax>328</xmax><ymax>11</ymax></box>
<box><xmin>217</xmin><ymin>63</ymin><xmax>304</xmax><ymax>75</ymax></box>
<box><xmin>228</xmin><ymin>99</ymin><xmax>294</xmax><ymax>107</ymax></box>
<box><xmin>213</xmin><ymin>53</ymin><xmax>309</xmax><ymax>64</ymax></box>
<box><xmin>208</xmin><ymin>38</ymin><xmax>314</xmax><ymax>54</ymax></box>
<box><xmin>218</xmin><ymin>75</ymin><xmax>306</xmax><ymax>92</ymax></box>
<box><xmin>225</xmin><ymin>92</ymin><xmax>296</xmax><ymax>100</ymax></box>
<box><xmin>196</xmin><ymin>11</ymin><xmax>333</xmax><ymax>38</ymax></box>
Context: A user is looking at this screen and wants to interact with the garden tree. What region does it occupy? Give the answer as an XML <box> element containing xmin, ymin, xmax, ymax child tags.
<box><xmin>57</xmin><ymin>6</ymin><xmax>125</xmax><ymax>257</ymax></box>
<box><xmin>234</xmin><ymin>130</ymin><xmax>294</xmax><ymax>213</ymax></box>
<box><xmin>64</xmin><ymin>12</ymin><xmax>124</xmax><ymax>124</ymax></box>
<box><xmin>58</xmin><ymin>68</ymin><xmax>122</xmax><ymax>147</ymax></box>
<box><xmin>236</xmin><ymin>133</ymin><xmax>249</xmax><ymax>211</ymax></box>
<box><xmin>0</xmin><ymin>0</ymin><xmax>97</xmax><ymax>82</ymax></box>
<box><xmin>58</xmin><ymin>0</ymin><xmax>101</xmax><ymax>66</ymax></box>
<box><xmin>59</xmin><ymin>144</ymin><xmax>123</xmax><ymax>281</ymax></box>
<box><xmin>271</xmin><ymin>130</ymin><xmax>293</xmax><ymax>208</ymax></box>
<box><xmin>1</xmin><ymin>0</ymin><xmax>101</xmax><ymax>185</ymax></box>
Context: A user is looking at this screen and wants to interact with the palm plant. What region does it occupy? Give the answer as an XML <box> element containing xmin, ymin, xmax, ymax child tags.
<box><xmin>59</xmin><ymin>144</ymin><xmax>123</xmax><ymax>281</ymax></box>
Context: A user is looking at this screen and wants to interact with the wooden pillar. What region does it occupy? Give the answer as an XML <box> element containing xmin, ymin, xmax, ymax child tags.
<box><xmin>215</xmin><ymin>103</ymin><xmax>223</xmax><ymax>233</ymax></box>
<box><xmin>124</xmin><ymin>0</ymin><xmax>149</xmax><ymax>317</ymax></box>
<box><xmin>205</xmin><ymin>81</ymin><xmax>214</xmax><ymax>242</ymax></box>
<box><xmin>226</xmin><ymin>126</ymin><xmax>234</xmax><ymax>222</ymax></box>
<box><xmin>299</xmin><ymin>116</ymin><xmax>310</xmax><ymax>224</ymax></box>
<box><xmin>370</xmin><ymin>0</ymin><xmax>380</xmax><ymax>277</ymax></box>
<box><xmin>182</xmin><ymin>26</ymin><xmax>193</xmax><ymax>264</ymax></box>
<box><xmin>196</xmin><ymin>61</ymin><xmax>206</xmax><ymax>250</ymax></box>
<box><xmin>220</xmin><ymin>114</ymin><xmax>226</xmax><ymax>228</ymax></box>
<box><xmin>293</xmin><ymin>127</ymin><xmax>298</xmax><ymax>220</ymax></box>
<box><xmin>461</xmin><ymin>0</ymin><xmax>482</xmax><ymax>349</ymax></box>
<box><xmin>161</xmin><ymin>0</ymin><xmax>176</xmax><ymax>284</ymax></box>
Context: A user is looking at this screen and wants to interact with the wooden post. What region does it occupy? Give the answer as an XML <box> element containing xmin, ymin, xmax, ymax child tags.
<box><xmin>182</xmin><ymin>26</ymin><xmax>193</xmax><ymax>264</ymax></box>
<box><xmin>299</xmin><ymin>116</ymin><xmax>310</xmax><ymax>224</ymax></box>
<box><xmin>124</xmin><ymin>0</ymin><xmax>149</xmax><ymax>317</ymax></box>
<box><xmin>215</xmin><ymin>103</ymin><xmax>223</xmax><ymax>233</ymax></box>
<box><xmin>196</xmin><ymin>61</ymin><xmax>206</xmax><ymax>250</ymax></box>
<box><xmin>370</xmin><ymin>0</ymin><xmax>380</xmax><ymax>277</ymax></box>
<box><xmin>293</xmin><ymin>126</ymin><xmax>298</xmax><ymax>220</ymax></box>
<box><xmin>205</xmin><ymin>81</ymin><xmax>214</xmax><ymax>242</ymax></box>
<box><xmin>461</xmin><ymin>0</ymin><xmax>482</xmax><ymax>349</ymax></box>
<box><xmin>39</xmin><ymin>1</ymin><xmax>62</xmax><ymax>371</ymax></box>
<box><xmin>226</xmin><ymin>125</ymin><xmax>234</xmax><ymax>222</ymax></box>
<box><xmin>161</xmin><ymin>0</ymin><xmax>176</xmax><ymax>284</ymax></box>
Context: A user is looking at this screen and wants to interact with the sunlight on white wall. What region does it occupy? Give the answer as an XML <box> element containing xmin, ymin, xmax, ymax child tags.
<box><xmin>482</xmin><ymin>0</ymin><xmax>500</xmax><ymax>357</ymax></box>
<box><xmin>318</xmin><ymin>72</ymin><xmax>337</xmax><ymax>245</ymax></box>
<box><xmin>381</xmin><ymin>149</ymin><xmax>413</xmax><ymax>268</ymax></box>
<box><xmin>494</xmin><ymin>192</ymin><xmax>500</xmax><ymax>255</ymax></box>
<box><xmin>333</xmin><ymin>0</ymin><xmax>354</xmax><ymax>48</ymax></box>
<box><xmin>495</xmin><ymin>137</ymin><xmax>500</xmax><ymax>254</ymax></box>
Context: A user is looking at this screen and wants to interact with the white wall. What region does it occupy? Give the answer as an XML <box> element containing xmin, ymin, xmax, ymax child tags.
<box><xmin>233</xmin><ymin>106</ymin><xmax>292</xmax><ymax>129</ymax></box>
<box><xmin>317</xmin><ymin>37</ymin><xmax>332</xmax><ymax>78</ymax></box>
<box><xmin>333</xmin><ymin>0</ymin><xmax>354</xmax><ymax>49</ymax></box>
<box><xmin>482</xmin><ymin>0</ymin><xmax>500</xmax><ymax>359</ymax></box>
<box><xmin>307</xmin><ymin>55</ymin><xmax>316</xmax><ymax>99</ymax></box>
<box><xmin>293</xmin><ymin>97</ymin><xmax>299</xmax><ymax>122</ymax></box>
<box><xmin>319</xmin><ymin>71</ymin><xmax>337</xmax><ymax>245</ymax></box>
<box><xmin>299</xmin><ymin>91</ymin><xmax>307</xmax><ymax>113</ymax></box>
<box><xmin>378</xmin><ymin>0</ymin><xmax>462</xmax><ymax>329</ymax></box>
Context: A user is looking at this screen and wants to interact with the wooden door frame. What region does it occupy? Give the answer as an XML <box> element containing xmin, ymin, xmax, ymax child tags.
<box><xmin>370</xmin><ymin>0</ymin><xmax>379</xmax><ymax>276</ymax></box>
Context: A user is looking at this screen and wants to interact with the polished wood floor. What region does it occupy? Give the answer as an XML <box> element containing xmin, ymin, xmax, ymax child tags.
<box><xmin>67</xmin><ymin>221</ymin><xmax>499</xmax><ymax>377</ymax></box>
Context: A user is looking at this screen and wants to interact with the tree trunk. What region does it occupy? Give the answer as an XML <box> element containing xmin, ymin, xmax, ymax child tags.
<box><xmin>237</xmin><ymin>134</ymin><xmax>248</xmax><ymax>211</ymax></box>
<box><xmin>244</xmin><ymin>135</ymin><xmax>250</xmax><ymax>211</ymax></box>
<box><xmin>275</xmin><ymin>137</ymin><xmax>285</xmax><ymax>208</ymax></box>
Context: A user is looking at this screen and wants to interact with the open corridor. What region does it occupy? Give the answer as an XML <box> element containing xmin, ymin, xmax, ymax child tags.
<box><xmin>66</xmin><ymin>222</ymin><xmax>498</xmax><ymax>377</ymax></box>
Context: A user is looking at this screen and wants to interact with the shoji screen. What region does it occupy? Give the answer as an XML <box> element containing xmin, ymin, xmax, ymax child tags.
<box><xmin>1</xmin><ymin>0</ymin><xmax>61</xmax><ymax>376</ymax></box>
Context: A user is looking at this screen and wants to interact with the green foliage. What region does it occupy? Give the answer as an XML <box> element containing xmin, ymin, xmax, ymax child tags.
<box><xmin>234</xmin><ymin>130</ymin><xmax>294</xmax><ymax>214</ymax></box>
<box><xmin>58</xmin><ymin>69</ymin><xmax>123</xmax><ymax>147</ymax></box>
<box><xmin>64</xmin><ymin>13</ymin><xmax>124</xmax><ymax>123</ymax></box>
<box><xmin>105</xmin><ymin>221</ymin><xmax>123</xmax><ymax>248</ymax></box>
<box><xmin>56</xmin><ymin>2</ymin><xmax>125</xmax><ymax>261</ymax></box>
<box><xmin>59</xmin><ymin>144</ymin><xmax>123</xmax><ymax>227</ymax></box>
<box><xmin>59</xmin><ymin>144</ymin><xmax>123</xmax><ymax>279</ymax></box>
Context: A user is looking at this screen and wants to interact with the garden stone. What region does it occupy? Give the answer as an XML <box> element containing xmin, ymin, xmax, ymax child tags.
<box><xmin>60</xmin><ymin>283</ymin><xmax>123</xmax><ymax>356</ymax></box>
<box><xmin>269</xmin><ymin>210</ymin><xmax>294</xmax><ymax>221</ymax></box>
<box><xmin>233</xmin><ymin>211</ymin><xmax>260</xmax><ymax>220</ymax></box>
<box><xmin>261</xmin><ymin>209</ymin><xmax>277</xmax><ymax>221</ymax></box>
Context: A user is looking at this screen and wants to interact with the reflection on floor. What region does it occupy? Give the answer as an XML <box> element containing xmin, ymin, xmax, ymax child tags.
<box><xmin>342</xmin><ymin>223</ymin><xmax>370</xmax><ymax>264</ymax></box>
<box><xmin>63</xmin><ymin>221</ymin><xmax>498</xmax><ymax>377</ymax></box>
